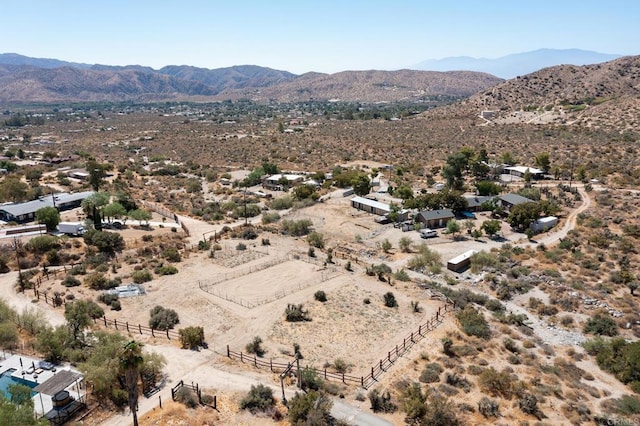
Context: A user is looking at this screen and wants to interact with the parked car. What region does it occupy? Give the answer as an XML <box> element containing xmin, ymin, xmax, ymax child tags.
<box><xmin>420</xmin><ymin>228</ymin><xmax>437</xmax><ymax>238</ymax></box>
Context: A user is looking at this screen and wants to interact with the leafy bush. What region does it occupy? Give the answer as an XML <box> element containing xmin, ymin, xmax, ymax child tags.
<box><xmin>62</xmin><ymin>275</ymin><xmax>81</xmax><ymax>288</ymax></box>
<box><xmin>583</xmin><ymin>337</ymin><xmax>640</xmax><ymax>387</ymax></box>
<box><xmin>97</xmin><ymin>293</ymin><xmax>119</xmax><ymax>306</ymax></box>
<box><xmin>270</xmin><ymin>196</ymin><xmax>293</xmax><ymax>210</ymax></box>
<box><xmin>240</xmin><ymin>384</ymin><xmax>275</xmax><ymax>413</ymax></box>
<box><xmin>456</xmin><ymin>306</ymin><xmax>490</xmax><ymax>338</ymax></box>
<box><xmin>155</xmin><ymin>265</ymin><xmax>178</xmax><ymax>275</ymax></box>
<box><xmin>110</xmin><ymin>300</ymin><xmax>121</xmax><ymax>311</ymax></box>
<box><xmin>584</xmin><ymin>314</ymin><xmax>618</xmax><ymax>336</ymax></box>
<box><xmin>131</xmin><ymin>269</ymin><xmax>153</xmax><ymax>284</ymax></box>
<box><xmin>394</xmin><ymin>269</ymin><xmax>410</xmax><ymax>281</ymax></box>
<box><xmin>287</xmin><ymin>390</ymin><xmax>332</xmax><ymax>424</ymax></box>
<box><xmin>285</xmin><ymin>304</ymin><xmax>311</xmax><ymax>322</ymax></box>
<box><xmin>175</xmin><ymin>387</ymin><xmax>198</xmax><ymax>408</ymax></box>
<box><xmin>281</xmin><ymin>219</ymin><xmax>313</xmax><ymax>236</ymax></box>
<box><xmin>162</xmin><ymin>247</ymin><xmax>181</xmax><ymax>262</ymax></box>
<box><xmin>149</xmin><ymin>306</ymin><xmax>179</xmax><ymax>330</ymax></box>
<box><xmin>314</xmin><ymin>290</ymin><xmax>327</xmax><ymax>302</ymax></box>
<box><xmin>300</xmin><ymin>368</ymin><xmax>322</xmax><ymax>391</ymax></box>
<box><xmin>419</xmin><ymin>362</ymin><xmax>443</xmax><ymax>383</ymax></box>
<box><xmin>307</xmin><ymin>231</ymin><xmax>325</xmax><ymax>248</ymax></box>
<box><xmin>478</xmin><ymin>368</ymin><xmax>514</xmax><ymax>399</ymax></box>
<box><xmin>179</xmin><ymin>326</ymin><xmax>205</xmax><ymax>350</ymax></box>
<box><xmin>84</xmin><ymin>272</ymin><xmax>115</xmax><ymax>290</ymax></box>
<box><xmin>261</xmin><ymin>212</ymin><xmax>281</xmax><ymax>224</ymax></box>
<box><xmin>26</xmin><ymin>235</ymin><xmax>59</xmax><ymax>254</ymax></box>
<box><xmin>245</xmin><ymin>336</ymin><xmax>266</xmax><ymax>357</ymax></box>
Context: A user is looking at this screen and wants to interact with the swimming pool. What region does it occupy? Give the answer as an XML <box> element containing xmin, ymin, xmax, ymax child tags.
<box><xmin>0</xmin><ymin>368</ymin><xmax>37</xmax><ymax>399</ymax></box>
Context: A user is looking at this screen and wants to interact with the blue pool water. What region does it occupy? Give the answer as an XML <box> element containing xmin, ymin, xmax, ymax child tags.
<box><xmin>0</xmin><ymin>369</ymin><xmax>37</xmax><ymax>399</ymax></box>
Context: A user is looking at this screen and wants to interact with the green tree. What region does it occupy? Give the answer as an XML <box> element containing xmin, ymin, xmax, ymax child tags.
<box><xmin>351</xmin><ymin>174</ymin><xmax>371</xmax><ymax>196</ymax></box>
<box><xmin>481</xmin><ymin>220</ymin><xmax>501</xmax><ymax>238</ymax></box>
<box><xmin>395</xmin><ymin>185</ymin><xmax>414</xmax><ymax>200</ymax></box>
<box><xmin>84</xmin><ymin>230</ymin><xmax>125</xmax><ymax>254</ymax></box>
<box><xmin>442</xmin><ymin>151</ymin><xmax>468</xmax><ymax>190</ymax></box>
<box><xmin>35</xmin><ymin>325</ymin><xmax>70</xmax><ymax>363</ymax></box>
<box><xmin>128</xmin><ymin>209</ymin><xmax>152</xmax><ymax>226</ymax></box>
<box><xmin>534</xmin><ymin>152</ymin><xmax>551</xmax><ymax>172</ymax></box>
<box><xmin>102</xmin><ymin>202</ymin><xmax>127</xmax><ymax>223</ymax></box>
<box><xmin>398</xmin><ymin>236</ymin><xmax>412</xmax><ymax>253</ymax></box>
<box><xmin>476</xmin><ymin>181</ymin><xmax>501</xmax><ymax>196</ymax></box>
<box><xmin>0</xmin><ymin>393</ymin><xmax>46</xmax><ymax>425</ymax></box>
<box><xmin>446</xmin><ymin>219</ymin><xmax>461</xmax><ymax>237</ymax></box>
<box><xmin>507</xmin><ymin>202</ymin><xmax>542</xmax><ymax>232</ymax></box>
<box><xmin>288</xmin><ymin>391</ymin><xmax>333</xmax><ymax>425</ymax></box>
<box><xmin>87</xmin><ymin>160</ymin><xmax>109</xmax><ymax>192</ymax></box>
<box><xmin>120</xmin><ymin>341</ymin><xmax>144</xmax><ymax>426</ymax></box>
<box><xmin>500</xmin><ymin>151</ymin><xmax>517</xmax><ymax>165</ymax></box>
<box><xmin>0</xmin><ymin>177</ymin><xmax>28</xmax><ymax>202</ymax></box>
<box><xmin>64</xmin><ymin>300</ymin><xmax>95</xmax><ymax>346</ymax></box>
<box><xmin>35</xmin><ymin>206</ymin><xmax>60</xmax><ymax>231</ymax></box>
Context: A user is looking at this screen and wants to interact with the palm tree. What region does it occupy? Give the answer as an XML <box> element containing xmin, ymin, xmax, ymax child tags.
<box><xmin>120</xmin><ymin>341</ymin><xmax>144</xmax><ymax>426</ymax></box>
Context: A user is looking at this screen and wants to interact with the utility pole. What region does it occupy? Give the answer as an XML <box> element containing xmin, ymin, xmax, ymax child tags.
<box><xmin>569</xmin><ymin>157</ymin><xmax>575</xmax><ymax>190</ymax></box>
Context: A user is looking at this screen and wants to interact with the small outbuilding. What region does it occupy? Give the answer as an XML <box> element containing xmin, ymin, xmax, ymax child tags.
<box><xmin>447</xmin><ymin>250</ymin><xmax>478</xmax><ymax>272</ymax></box>
<box><xmin>530</xmin><ymin>216</ymin><xmax>558</xmax><ymax>234</ymax></box>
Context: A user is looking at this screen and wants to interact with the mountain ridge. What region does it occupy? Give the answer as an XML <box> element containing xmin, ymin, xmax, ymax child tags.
<box><xmin>413</xmin><ymin>48</ymin><xmax>623</xmax><ymax>79</ymax></box>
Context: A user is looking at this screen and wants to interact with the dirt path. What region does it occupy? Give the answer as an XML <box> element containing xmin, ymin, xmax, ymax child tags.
<box><xmin>0</xmin><ymin>271</ymin><xmax>66</xmax><ymax>327</ymax></box>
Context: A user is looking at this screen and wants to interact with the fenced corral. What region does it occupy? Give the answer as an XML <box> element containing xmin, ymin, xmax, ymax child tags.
<box><xmin>170</xmin><ymin>380</ymin><xmax>216</xmax><ymax>409</ymax></box>
<box><xmin>199</xmin><ymin>254</ymin><xmax>342</xmax><ymax>308</ymax></box>
<box><xmin>32</xmin><ymin>263</ymin><xmax>83</xmax><ymax>286</ymax></box>
<box><xmin>226</xmin><ymin>347</ymin><xmax>362</xmax><ymax>386</ymax></box>
<box><xmin>226</xmin><ymin>300</ymin><xmax>456</xmax><ymax>389</ymax></box>
<box><xmin>93</xmin><ymin>316</ymin><xmax>180</xmax><ymax>340</ymax></box>
<box><xmin>139</xmin><ymin>200</ymin><xmax>179</xmax><ymax>223</ymax></box>
<box><xmin>210</xmin><ymin>248</ymin><xmax>269</xmax><ymax>268</ymax></box>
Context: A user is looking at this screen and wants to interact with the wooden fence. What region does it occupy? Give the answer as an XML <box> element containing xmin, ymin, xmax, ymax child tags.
<box><xmin>226</xmin><ymin>299</ymin><xmax>455</xmax><ymax>389</ymax></box>
<box><xmin>226</xmin><ymin>347</ymin><xmax>362</xmax><ymax>386</ymax></box>
<box><xmin>93</xmin><ymin>316</ymin><xmax>181</xmax><ymax>340</ymax></box>
<box><xmin>170</xmin><ymin>380</ymin><xmax>216</xmax><ymax>409</ymax></box>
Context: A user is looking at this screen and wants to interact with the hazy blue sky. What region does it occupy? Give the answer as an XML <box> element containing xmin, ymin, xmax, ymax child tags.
<box><xmin>3</xmin><ymin>0</ymin><xmax>638</xmax><ymax>74</ymax></box>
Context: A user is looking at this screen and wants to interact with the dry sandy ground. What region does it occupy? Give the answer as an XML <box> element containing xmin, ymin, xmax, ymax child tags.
<box><xmin>0</xmin><ymin>181</ymin><xmax>609</xmax><ymax>425</ymax></box>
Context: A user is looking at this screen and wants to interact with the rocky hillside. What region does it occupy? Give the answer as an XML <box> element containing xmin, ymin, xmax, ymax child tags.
<box><xmin>224</xmin><ymin>69</ymin><xmax>503</xmax><ymax>103</ymax></box>
<box><xmin>0</xmin><ymin>54</ymin><xmax>503</xmax><ymax>104</ymax></box>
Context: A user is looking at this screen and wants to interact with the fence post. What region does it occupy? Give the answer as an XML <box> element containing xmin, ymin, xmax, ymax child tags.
<box><xmin>159</xmin><ymin>395</ymin><xmax>162</xmax><ymax>409</ymax></box>
<box><xmin>342</xmin><ymin>372</ymin><xmax>345</xmax><ymax>384</ymax></box>
<box><xmin>371</xmin><ymin>366</ymin><xmax>374</xmax><ymax>378</ymax></box>
<box><xmin>213</xmin><ymin>395</ymin><xmax>216</xmax><ymax>409</ymax></box>
<box><xmin>411</xmin><ymin>332</ymin><xmax>414</xmax><ymax>343</ymax></box>
<box><xmin>126</xmin><ymin>322</ymin><xmax>129</xmax><ymax>332</ymax></box>
<box><xmin>254</xmin><ymin>355</ymin><xmax>257</xmax><ymax>367</ymax></box>
<box><xmin>103</xmin><ymin>316</ymin><xmax>107</xmax><ymax>327</ymax></box>
<box><xmin>240</xmin><ymin>352</ymin><xmax>243</xmax><ymax>363</ymax></box>
<box><xmin>270</xmin><ymin>359</ymin><xmax>273</xmax><ymax>372</ymax></box>
<box><xmin>361</xmin><ymin>376</ymin><xmax>364</xmax><ymax>387</ymax></box>
<box><xmin>380</xmin><ymin>360</ymin><xmax>383</xmax><ymax>371</ymax></box>
<box><xmin>151</xmin><ymin>328</ymin><xmax>155</xmax><ymax>337</ymax></box>
<box><xmin>388</xmin><ymin>352</ymin><xmax>391</xmax><ymax>362</ymax></box>
<box><xmin>166</xmin><ymin>329</ymin><xmax>170</xmax><ymax>339</ymax></box>
<box><xmin>419</xmin><ymin>325</ymin><xmax>422</xmax><ymax>336</ymax></box>
<box><xmin>324</xmin><ymin>368</ymin><xmax>327</xmax><ymax>379</ymax></box>
<box><xmin>396</xmin><ymin>345</ymin><xmax>398</xmax><ymax>356</ymax></box>
<box><xmin>227</xmin><ymin>345</ymin><xmax>230</xmax><ymax>357</ymax></box>
<box><xmin>139</xmin><ymin>324</ymin><xmax>142</xmax><ymax>334</ymax></box>
<box><xmin>114</xmin><ymin>319</ymin><xmax>118</xmax><ymax>330</ymax></box>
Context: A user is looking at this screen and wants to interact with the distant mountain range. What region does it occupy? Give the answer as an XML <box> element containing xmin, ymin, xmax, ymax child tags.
<box><xmin>413</xmin><ymin>49</ymin><xmax>623</xmax><ymax>79</ymax></box>
<box><xmin>0</xmin><ymin>53</ymin><xmax>502</xmax><ymax>104</ymax></box>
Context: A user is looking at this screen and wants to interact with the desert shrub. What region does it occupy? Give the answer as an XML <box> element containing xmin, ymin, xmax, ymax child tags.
<box><xmin>456</xmin><ymin>306</ymin><xmax>490</xmax><ymax>338</ymax></box>
<box><xmin>485</xmin><ymin>299</ymin><xmax>504</xmax><ymax>312</ymax></box>
<box><xmin>69</xmin><ymin>264</ymin><xmax>86</xmax><ymax>275</ymax></box>
<box><xmin>518</xmin><ymin>393</ymin><xmax>539</xmax><ymax>416</ymax></box>
<box><xmin>445</xmin><ymin>373</ymin><xmax>471</xmax><ymax>392</ymax></box>
<box><xmin>583</xmin><ymin>338</ymin><xmax>640</xmax><ymax>387</ymax></box>
<box><xmin>179</xmin><ymin>326</ymin><xmax>205</xmax><ymax>349</ymax></box>
<box><xmin>368</xmin><ymin>389</ymin><xmax>397</xmax><ymax>413</ymax></box>
<box><xmin>420</xmin><ymin>363</ymin><xmax>443</xmax><ymax>383</ymax></box>
<box><xmin>307</xmin><ymin>231</ymin><xmax>324</xmax><ymax>248</ymax></box>
<box><xmin>162</xmin><ymin>247</ymin><xmax>181</xmax><ymax>262</ymax></box>
<box><xmin>503</xmin><ymin>337</ymin><xmax>520</xmax><ymax>353</ymax></box>
<box><xmin>236</xmin><ymin>242</ymin><xmax>247</xmax><ymax>251</ymax></box>
<box><xmin>240</xmin><ymin>384</ymin><xmax>275</xmax><ymax>413</ymax></box>
<box><xmin>300</xmin><ymin>368</ymin><xmax>322</xmax><ymax>391</ymax></box>
<box><xmin>97</xmin><ymin>293</ymin><xmax>119</xmax><ymax>306</ymax></box>
<box><xmin>110</xmin><ymin>300</ymin><xmax>121</xmax><ymax>311</ymax></box>
<box><xmin>478</xmin><ymin>368</ymin><xmax>514</xmax><ymax>399</ymax></box>
<box><xmin>261</xmin><ymin>212</ymin><xmax>281</xmax><ymax>224</ymax></box>
<box><xmin>149</xmin><ymin>305</ymin><xmax>179</xmax><ymax>330</ymax></box>
<box><xmin>84</xmin><ymin>272</ymin><xmax>114</xmax><ymax>290</ymax></box>
<box><xmin>285</xmin><ymin>304</ymin><xmax>311</xmax><ymax>322</ymax></box>
<box><xmin>175</xmin><ymin>387</ymin><xmax>198</xmax><ymax>408</ymax></box>
<box><xmin>478</xmin><ymin>396</ymin><xmax>500</xmax><ymax>418</ymax></box>
<box><xmin>584</xmin><ymin>314</ymin><xmax>618</xmax><ymax>336</ymax></box>
<box><xmin>615</xmin><ymin>395</ymin><xmax>640</xmax><ymax>415</ymax></box>
<box><xmin>62</xmin><ymin>275</ymin><xmax>81</xmax><ymax>288</ymax></box>
<box><xmin>394</xmin><ymin>269</ymin><xmax>410</xmax><ymax>281</ymax></box>
<box><xmin>314</xmin><ymin>290</ymin><xmax>327</xmax><ymax>302</ymax></box>
<box><xmin>383</xmin><ymin>292</ymin><xmax>398</xmax><ymax>308</ymax></box>
<box><xmin>26</xmin><ymin>235</ymin><xmax>59</xmax><ymax>254</ymax></box>
<box><xmin>246</xmin><ymin>336</ymin><xmax>266</xmax><ymax>357</ymax></box>
<box><xmin>270</xmin><ymin>196</ymin><xmax>293</xmax><ymax>210</ymax></box>
<box><xmin>131</xmin><ymin>269</ymin><xmax>153</xmax><ymax>284</ymax></box>
<box><xmin>155</xmin><ymin>265</ymin><xmax>178</xmax><ymax>275</ymax></box>
<box><xmin>281</xmin><ymin>219</ymin><xmax>312</xmax><ymax>236</ymax></box>
<box><xmin>363</xmin><ymin>297</ymin><xmax>370</xmax><ymax>304</ymax></box>
<box><xmin>287</xmin><ymin>390</ymin><xmax>332</xmax><ymax>424</ymax></box>
<box><xmin>333</xmin><ymin>358</ymin><xmax>349</xmax><ymax>374</ymax></box>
